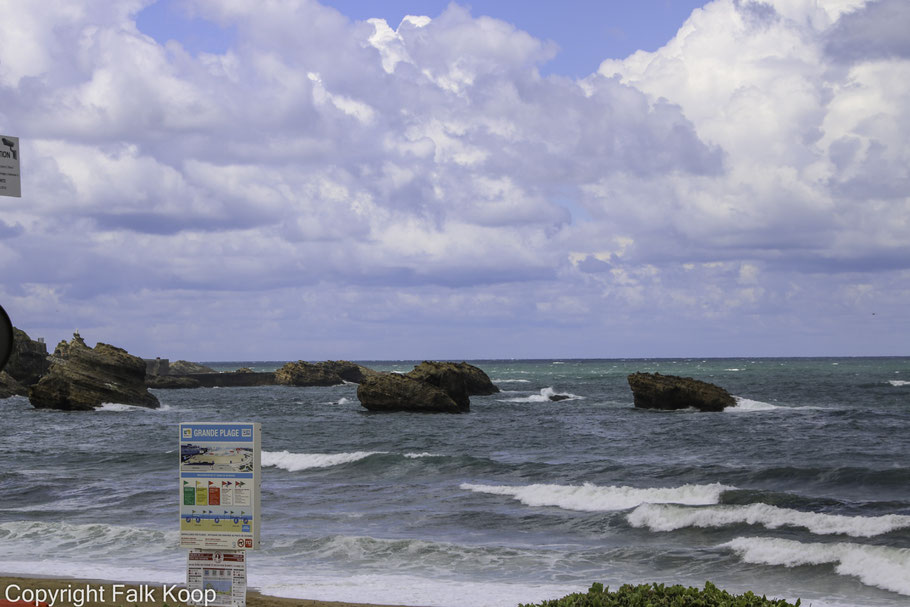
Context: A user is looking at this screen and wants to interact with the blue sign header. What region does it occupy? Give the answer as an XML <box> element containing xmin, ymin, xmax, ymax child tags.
<box><xmin>180</xmin><ymin>423</ymin><xmax>255</xmax><ymax>443</ymax></box>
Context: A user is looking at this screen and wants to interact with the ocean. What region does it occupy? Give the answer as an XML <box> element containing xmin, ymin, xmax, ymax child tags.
<box><xmin>1</xmin><ymin>358</ymin><xmax>908</xmax><ymax>607</ymax></box>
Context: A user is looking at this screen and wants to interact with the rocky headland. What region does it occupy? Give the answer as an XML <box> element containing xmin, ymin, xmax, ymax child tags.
<box><xmin>627</xmin><ymin>372</ymin><xmax>735</xmax><ymax>412</ymax></box>
<box><xmin>28</xmin><ymin>332</ymin><xmax>160</xmax><ymax>411</ymax></box>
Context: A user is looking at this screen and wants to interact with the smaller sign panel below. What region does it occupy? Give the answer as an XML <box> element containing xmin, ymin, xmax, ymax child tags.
<box><xmin>187</xmin><ymin>550</ymin><xmax>247</xmax><ymax>607</ymax></box>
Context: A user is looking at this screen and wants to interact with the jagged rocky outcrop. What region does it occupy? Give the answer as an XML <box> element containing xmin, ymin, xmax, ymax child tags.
<box><xmin>357</xmin><ymin>373</ymin><xmax>463</xmax><ymax>413</ymax></box>
<box><xmin>275</xmin><ymin>360</ymin><xmax>378</xmax><ymax>387</ymax></box>
<box><xmin>407</xmin><ymin>361</ymin><xmax>499</xmax><ymax>396</ymax></box>
<box><xmin>6</xmin><ymin>327</ymin><xmax>49</xmax><ymax>386</ymax></box>
<box><xmin>28</xmin><ymin>333</ymin><xmax>160</xmax><ymax>411</ymax></box>
<box><xmin>169</xmin><ymin>360</ymin><xmax>217</xmax><ymax>374</ymax></box>
<box><xmin>627</xmin><ymin>372</ymin><xmax>735</xmax><ymax>412</ymax></box>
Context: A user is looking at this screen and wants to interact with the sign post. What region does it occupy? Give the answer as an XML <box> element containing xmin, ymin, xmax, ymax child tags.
<box><xmin>0</xmin><ymin>135</ymin><xmax>20</xmax><ymax>198</ymax></box>
<box><xmin>179</xmin><ymin>423</ymin><xmax>261</xmax><ymax>607</ymax></box>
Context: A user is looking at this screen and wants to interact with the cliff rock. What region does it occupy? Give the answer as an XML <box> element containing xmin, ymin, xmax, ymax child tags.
<box><xmin>28</xmin><ymin>333</ymin><xmax>160</xmax><ymax>411</ymax></box>
<box><xmin>357</xmin><ymin>373</ymin><xmax>462</xmax><ymax>413</ymax></box>
<box><xmin>627</xmin><ymin>372</ymin><xmax>735</xmax><ymax>412</ymax></box>
<box><xmin>6</xmin><ymin>327</ymin><xmax>50</xmax><ymax>385</ymax></box>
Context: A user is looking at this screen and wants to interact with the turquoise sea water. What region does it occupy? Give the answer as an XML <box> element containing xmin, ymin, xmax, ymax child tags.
<box><xmin>1</xmin><ymin>358</ymin><xmax>908</xmax><ymax>607</ymax></box>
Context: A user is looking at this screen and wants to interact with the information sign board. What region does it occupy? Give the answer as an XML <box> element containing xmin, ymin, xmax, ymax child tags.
<box><xmin>0</xmin><ymin>135</ymin><xmax>20</xmax><ymax>197</ymax></box>
<box><xmin>187</xmin><ymin>550</ymin><xmax>247</xmax><ymax>607</ymax></box>
<box><xmin>179</xmin><ymin>423</ymin><xmax>261</xmax><ymax>550</ymax></box>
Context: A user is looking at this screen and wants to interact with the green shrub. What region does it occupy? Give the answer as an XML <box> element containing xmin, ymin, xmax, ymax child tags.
<box><xmin>518</xmin><ymin>581</ymin><xmax>800</xmax><ymax>607</ymax></box>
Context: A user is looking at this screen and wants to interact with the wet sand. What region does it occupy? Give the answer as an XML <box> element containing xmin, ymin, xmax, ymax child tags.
<box><xmin>0</xmin><ymin>576</ymin><xmax>418</xmax><ymax>607</ymax></box>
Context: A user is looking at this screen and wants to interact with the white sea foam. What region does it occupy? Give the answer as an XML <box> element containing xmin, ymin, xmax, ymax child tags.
<box><xmin>461</xmin><ymin>482</ymin><xmax>734</xmax><ymax>512</ymax></box>
<box><xmin>0</xmin><ymin>520</ymin><xmax>178</xmax><ymax>554</ymax></box>
<box><xmin>257</xmin><ymin>572</ymin><xmax>579</xmax><ymax>607</ymax></box>
<box><xmin>404</xmin><ymin>452</ymin><xmax>440</xmax><ymax>458</ymax></box>
<box><xmin>889</xmin><ymin>380</ymin><xmax>910</xmax><ymax>387</ymax></box>
<box><xmin>724</xmin><ymin>368</ymin><xmax>743</xmax><ymax>372</ymax></box>
<box><xmin>94</xmin><ymin>402</ymin><xmax>173</xmax><ymax>412</ymax></box>
<box><xmin>721</xmin><ymin>537</ymin><xmax>910</xmax><ymax>596</ymax></box>
<box><xmin>499</xmin><ymin>387</ymin><xmax>582</xmax><ymax>403</ymax></box>
<box><xmin>261</xmin><ymin>450</ymin><xmax>385</xmax><ymax>471</ymax></box>
<box><xmin>726</xmin><ymin>397</ymin><xmax>780</xmax><ymax>412</ymax></box>
<box><xmin>337</xmin><ymin>397</ymin><xmax>351</xmax><ymax>405</ymax></box>
<box><xmin>628</xmin><ymin>503</ymin><xmax>910</xmax><ymax>537</ymax></box>
<box><xmin>493</xmin><ymin>378</ymin><xmax>531</xmax><ymax>383</ymax></box>
<box><xmin>727</xmin><ymin>397</ymin><xmax>825</xmax><ymax>413</ymax></box>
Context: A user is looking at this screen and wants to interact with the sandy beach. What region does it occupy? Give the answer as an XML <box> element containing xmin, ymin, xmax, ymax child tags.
<box><xmin>0</xmin><ymin>576</ymin><xmax>417</xmax><ymax>607</ymax></box>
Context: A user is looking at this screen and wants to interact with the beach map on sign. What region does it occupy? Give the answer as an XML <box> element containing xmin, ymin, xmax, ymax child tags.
<box><xmin>181</xmin><ymin>445</ymin><xmax>254</xmax><ymax>473</ymax></box>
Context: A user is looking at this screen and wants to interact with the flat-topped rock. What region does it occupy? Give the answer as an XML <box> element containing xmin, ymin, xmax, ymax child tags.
<box><xmin>627</xmin><ymin>372</ymin><xmax>735</xmax><ymax>412</ymax></box>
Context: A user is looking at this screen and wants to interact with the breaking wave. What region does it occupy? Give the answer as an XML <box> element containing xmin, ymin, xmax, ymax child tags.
<box><xmin>727</xmin><ymin>398</ymin><xmax>779</xmax><ymax>412</ymax></box>
<box><xmin>262</xmin><ymin>450</ymin><xmax>385</xmax><ymax>471</ymax></box>
<box><xmin>95</xmin><ymin>403</ymin><xmax>173</xmax><ymax>412</ymax></box>
<box><xmin>461</xmin><ymin>482</ymin><xmax>734</xmax><ymax>512</ymax></box>
<box><xmin>628</xmin><ymin>502</ymin><xmax>910</xmax><ymax>537</ymax></box>
<box><xmin>499</xmin><ymin>387</ymin><xmax>582</xmax><ymax>403</ymax></box>
<box><xmin>721</xmin><ymin>537</ymin><xmax>910</xmax><ymax>596</ymax></box>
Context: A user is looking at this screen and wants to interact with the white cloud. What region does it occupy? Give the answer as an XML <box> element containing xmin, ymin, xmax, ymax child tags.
<box><xmin>0</xmin><ymin>0</ymin><xmax>907</xmax><ymax>357</ymax></box>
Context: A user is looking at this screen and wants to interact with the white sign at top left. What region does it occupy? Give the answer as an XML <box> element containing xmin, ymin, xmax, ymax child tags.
<box><xmin>0</xmin><ymin>135</ymin><xmax>20</xmax><ymax>197</ymax></box>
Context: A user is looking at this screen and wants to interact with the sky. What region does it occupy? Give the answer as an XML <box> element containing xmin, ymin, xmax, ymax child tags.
<box><xmin>0</xmin><ymin>0</ymin><xmax>908</xmax><ymax>361</ymax></box>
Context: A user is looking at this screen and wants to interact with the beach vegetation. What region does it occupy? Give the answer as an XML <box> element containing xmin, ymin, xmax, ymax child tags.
<box><xmin>519</xmin><ymin>581</ymin><xmax>800</xmax><ymax>607</ymax></box>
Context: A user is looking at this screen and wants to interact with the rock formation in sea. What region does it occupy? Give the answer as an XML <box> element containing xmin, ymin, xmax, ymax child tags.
<box><xmin>549</xmin><ymin>393</ymin><xmax>572</xmax><ymax>402</ymax></box>
<box><xmin>146</xmin><ymin>375</ymin><xmax>202</xmax><ymax>389</ymax></box>
<box><xmin>357</xmin><ymin>361</ymin><xmax>498</xmax><ymax>413</ymax></box>
<box><xmin>6</xmin><ymin>327</ymin><xmax>50</xmax><ymax>385</ymax></box>
<box><xmin>0</xmin><ymin>371</ymin><xmax>26</xmax><ymax>398</ymax></box>
<box><xmin>169</xmin><ymin>360</ymin><xmax>217</xmax><ymax>374</ymax></box>
<box><xmin>275</xmin><ymin>360</ymin><xmax>378</xmax><ymax>386</ymax></box>
<box><xmin>357</xmin><ymin>373</ymin><xmax>464</xmax><ymax>413</ymax></box>
<box><xmin>627</xmin><ymin>372</ymin><xmax>735</xmax><ymax>412</ymax></box>
<box><xmin>1</xmin><ymin>327</ymin><xmax>51</xmax><ymax>398</ymax></box>
<box><xmin>407</xmin><ymin>361</ymin><xmax>499</xmax><ymax>396</ymax></box>
<box><xmin>28</xmin><ymin>332</ymin><xmax>160</xmax><ymax>411</ymax></box>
